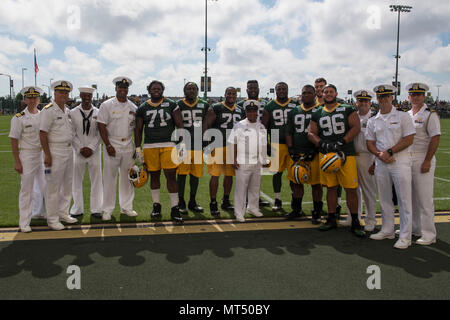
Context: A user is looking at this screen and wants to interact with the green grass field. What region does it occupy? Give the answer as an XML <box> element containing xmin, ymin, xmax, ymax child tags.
<box><xmin>0</xmin><ymin>115</ymin><xmax>449</xmax><ymax>227</ymax></box>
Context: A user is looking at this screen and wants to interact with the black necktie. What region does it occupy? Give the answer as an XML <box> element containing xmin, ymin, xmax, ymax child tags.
<box><xmin>80</xmin><ymin>109</ymin><xmax>93</xmax><ymax>135</ymax></box>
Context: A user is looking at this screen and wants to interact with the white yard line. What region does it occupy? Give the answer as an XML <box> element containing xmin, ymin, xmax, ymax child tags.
<box><xmin>435</xmin><ymin>176</ymin><xmax>450</xmax><ymax>183</ymax></box>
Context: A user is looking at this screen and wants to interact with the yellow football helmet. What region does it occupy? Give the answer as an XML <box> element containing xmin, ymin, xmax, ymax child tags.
<box><xmin>128</xmin><ymin>164</ymin><xmax>148</xmax><ymax>188</ymax></box>
<box><xmin>320</xmin><ymin>152</ymin><xmax>346</xmax><ymax>173</ymax></box>
<box><xmin>289</xmin><ymin>161</ymin><xmax>311</xmax><ymax>185</ymax></box>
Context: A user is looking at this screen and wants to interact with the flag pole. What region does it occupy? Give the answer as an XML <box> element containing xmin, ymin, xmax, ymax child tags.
<box><xmin>34</xmin><ymin>48</ymin><xmax>37</xmax><ymax>86</ymax></box>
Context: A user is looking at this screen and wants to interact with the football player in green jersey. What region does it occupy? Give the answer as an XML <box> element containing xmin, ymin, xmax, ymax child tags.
<box><xmin>315</xmin><ymin>77</ymin><xmax>344</xmax><ymax>217</ymax></box>
<box><xmin>308</xmin><ymin>84</ymin><xmax>365</xmax><ymax>237</ymax></box>
<box><xmin>203</xmin><ymin>87</ymin><xmax>244</xmax><ymax>216</ymax></box>
<box><xmin>314</xmin><ymin>77</ymin><xmax>327</xmax><ymax>106</ymax></box>
<box><xmin>135</xmin><ymin>80</ymin><xmax>184</xmax><ymax>223</ymax></box>
<box><xmin>261</xmin><ymin>82</ymin><xmax>299</xmax><ymax>212</ymax></box>
<box><xmin>237</xmin><ymin>80</ymin><xmax>270</xmax><ymax>208</ymax></box>
<box><xmin>177</xmin><ymin>82</ymin><xmax>209</xmax><ymax>214</ymax></box>
<box><xmin>285</xmin><ymin>85</ymin><xmax>324</xmax><ymax>224</ymax></box>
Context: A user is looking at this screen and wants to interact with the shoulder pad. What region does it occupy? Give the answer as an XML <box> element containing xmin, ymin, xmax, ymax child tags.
<box><xmin>44</xmin><ymin>103</ymin><xmax>53</xmax><ymax>109</ymax></box>
<box><xmin>15</xmin><ymin>112</ymin><xmax>24</xmax><ymax>117</ymax></box>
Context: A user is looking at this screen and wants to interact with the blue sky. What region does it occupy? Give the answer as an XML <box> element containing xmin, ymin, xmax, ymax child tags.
<box><xmin>0</xmin><ymin>0</ymin><xmax>449</xmax><ymax>101</ymax></box>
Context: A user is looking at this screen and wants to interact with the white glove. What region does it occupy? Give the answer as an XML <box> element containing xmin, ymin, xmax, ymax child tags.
<box><xmin>177</xmin><ymin>143</ymin><xmax>187</xmax><ymax>162</ymax></box>
<box><xmin>135</xmin><ymin>147</ymin><xmax>144</xmax><ymax>164</ymax></box>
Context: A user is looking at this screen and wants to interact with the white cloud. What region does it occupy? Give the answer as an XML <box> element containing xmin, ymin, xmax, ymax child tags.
<box><xmin>0</xmin><ymin>0</ymin><xmax>449</xmax><ymax>99</ymax></box>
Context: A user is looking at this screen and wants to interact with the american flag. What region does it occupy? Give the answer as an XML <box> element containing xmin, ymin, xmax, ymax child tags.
<box><xmin>34</xmin><ymin>49</ymin><xmax>39</xmax><ymax>74</ymax></box>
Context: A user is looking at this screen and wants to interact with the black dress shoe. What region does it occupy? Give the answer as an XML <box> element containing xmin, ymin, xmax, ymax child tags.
<box><xmin>91</xmin><ymin>213</ymin><xmax>102</xmax><ymax>219</ymax></box>
<box><xmin>70</xmin><ymin>213</ymin><xmax>83</xmax><ymax>218</ymax></box>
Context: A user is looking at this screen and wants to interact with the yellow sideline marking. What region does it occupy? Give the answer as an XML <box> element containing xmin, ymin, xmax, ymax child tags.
<box><xmin>0</xmin><ymin>214</ymin><xmax>449</xmax><ymax>243</ymax></box>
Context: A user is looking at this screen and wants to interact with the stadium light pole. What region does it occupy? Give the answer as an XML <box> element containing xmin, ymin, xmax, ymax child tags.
<box><xmin>390</xmin><ymin>4</ymin><xmax>412</xmax><ymax>104</ymax></box>
<box><xmin>436</xmin><ymin>85</ymin><xmax>441</xmax><ymax>103</ymax></box>
<box><xmin>202</xmin><ymin>0</ymin><xmax>217</xmax><ymax>100</ymax></box>
<box><xmin>21</xmin><ymin>67</ymin><xmax>27</xmax><ymax>90</ymax></box>
<box><xmin>42</xmin><ymin>84</ymin><xmax>50</xmax><ymax>99</ymax></box>
<box><xmin>0</xmin><ymin>73</ymin><xmax>13</xmax><ymax>99</ymax></box>
<box><xmin>49</xmin><ymin>78</ymin><xmax>53</xmax><ymax>99</ymax></box>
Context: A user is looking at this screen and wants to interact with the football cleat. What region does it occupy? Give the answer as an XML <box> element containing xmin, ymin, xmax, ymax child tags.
<box><xmin>188</xmin><ymin>200</ymin><xmax>204</xmax><ymax>213</ymax></box>
<box><xmin>171</xmin><ymin>206</ymin><xmax>184</xmax><ymax>224</ymax></box>
<box><xmin>179</xmin><ymin>199</ymin><xmax>188</xmax><ymax>214</ymax></box>
<box><xmin>151</xmin><ymin>203</ymin><xmax>162</xmax><ymax>219</ymax></box>
<box><xmin>221</xmin><ymin>199</ymin><xmax>234</xmax><ymax>212</ymax></box>
<box><xmin>210</xmin><ymin>201</ymin><xmax>220</xmax><ymax>217</ymax></box>
<box><xmin>311</xmin><ymin>209</ymin><xmax>322</xmax><ymax>225</ymax></box>
<box><xmin>318</xmin><ymin>217</ymin><xmax>338</xmax><ymax>231</ymax></box>
<box><xmin>272</xmin><ymin>199</ymin><xmax>282</xmax><ymax>211</ymax></box>
<box><xmin>285</xmin><ymin>210</ymin><xmax>303</xmax><ymax>220</ymax></box>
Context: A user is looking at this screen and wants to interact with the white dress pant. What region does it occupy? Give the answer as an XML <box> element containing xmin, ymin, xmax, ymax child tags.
<box><xmin>375</xmin><ymin>158</ymin><xmax>413</xmax><ymax>240</ymax></box>
<box><xmin>102</xmin><ymin>147</ymin><xmax>135</xmax><ymax>214</ymax></box>
<box><xmin>18</xmin><ymin>150</ymin><xmax>46</xmax><ymax>229</ymax></box>
<box><xmin>234</xmin><ymin>164</ymin><xmax>262</xmax><ymax>218</ymax></box>
<box><xmin>45</xmin><ymin>145</ymin><xmax>73</xmax><ymax>225</ymax></box>
<box><xmin>70</xmin><ymin>149</ymin><xmax>103</xmax><ymax>215</ymax></box>
<box><xmin>411</xmin><ymin>153</ymin><xmax>436</xmax><ymax>240</ymax></box>
<box><xmin>356</xmin><ymin>153</ymin><xmax>377</xmax><ymax>226</ymax></box>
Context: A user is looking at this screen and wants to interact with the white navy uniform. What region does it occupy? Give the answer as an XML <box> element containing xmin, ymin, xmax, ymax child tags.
<box><xmin>40</xmin><ymin>100</ymin><xmax>74</xmax><ymax>226</ymax></box>
<box><xmin>408</xmin><ymin>105</ymin><xmax>441</xmax><ymax>241</ymax></box>
<box><xmin>366</xmin><ymin>107</ymin><xmax>415</xmax><ymax>240</ymax></box>
<box><xmin>70</xmin><ymin>104</ymin><xmax>103</xmax><ymax>215</ymax></box>
<box><xmin>97</xmin><ymin>97</ymin><xmax>137</xmax><ymax>215</ymax></box>
<box><xmin>353</xmin><ymin>111</ymin><xmax>377</xmax><ymax>230</ymax></box>
<box><xmin>228</xmin><ymin>115</ymin><xmax>268</xmax><ymax>220</ymax></box>
<box><xmin>9</xmin><ymin>108</ymin><xmax>46</xmax><ymax>230</ymax></box>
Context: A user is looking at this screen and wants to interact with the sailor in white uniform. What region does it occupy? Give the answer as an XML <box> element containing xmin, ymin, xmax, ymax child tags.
<box><xmin>406</xmin><ymin>82</ymin><xmax>441</xmax><ymax>245</ymax></box>
<box><xmin>366</xmin><ymin>84</ymin><xmax>416</xmax><ymax>249</ymax></box>
<box><xmin>9</xmin><ymin>86</ymin><xmax>46</xmax><ymax>232</ymax></box>
<box><xmin>351</xmin><ymin>89</ymin><xmax>377</xmax><ymax>232</ymax></box>
<box><xmin>97</xmin><ymin>77</ymin><xmax>138</xmax><ymax>221</ymax></box>
<box><xmin>228</xmin><ymin>100</ymin><xmax>269</xmax><ymax>222</ymax></box>
<box><xmin>69</xmin><ymin>86</ymin><xmax>103</xmax><ymax>219</ymax></box>
<box><xmin>40</xmin><ymin>80</ymin><xmax>78</xmax><ymax>230</ymax></box>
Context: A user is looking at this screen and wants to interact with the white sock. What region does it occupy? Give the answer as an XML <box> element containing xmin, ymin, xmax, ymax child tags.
<box><xmin>275</xmin><ymin>193</ymin><xmax>281</xmax><ymax>200</ymax></box>
<box><xmin>151</xmin><ymin>189</ymin><xmax>160</xmax><ymax>203</ymax></box>
<box><xmin>169</xmin><ymin>193</ymin><xmax>179</xmax><ymax>207</ymax></box>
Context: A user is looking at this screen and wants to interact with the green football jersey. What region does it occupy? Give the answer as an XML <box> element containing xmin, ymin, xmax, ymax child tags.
<box><xmin>264</xmin><ymin>98</ymin><xmax>300</xmax><ymax>144</ymax></box>
<box><xmin>177</xmin><ymin>98</ymin><xmax>209</xmax><ymax>150</ymax></box>
<box><xmin>286</xmin><ymin>103</ymin><xmax>319</xmax><ymax>153</ymax></box>
<box><xmin>311</xmin><ymin>103</ymin><xmax>357</xmax><ymax>155</ymax></box>
<box><xmin>136</xmin><ymin>97</ymin><xmax>179</xmax><ymax>145</ymax></box>
<box><xmin>211</xmin><ymin>102</ymin><xmax>245</xmax><ymax>147</ymax></box>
